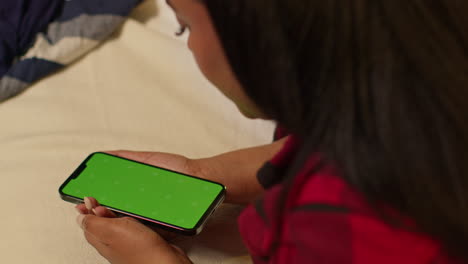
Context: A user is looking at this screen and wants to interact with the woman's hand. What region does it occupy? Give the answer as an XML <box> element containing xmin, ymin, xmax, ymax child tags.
<box><xmin>76</xmin><ymin>197</ymin><xmax>192</xmax><ymax>264</ymax></box>
<box><xmin>73</xmin><ymin>142</ymin><xmax>287</xmax><ymax>263</ymax></box>
<box><xmin>106</xmin><ymin>139</ymin><xmax>286</xmax><ymax>205</ymax></box>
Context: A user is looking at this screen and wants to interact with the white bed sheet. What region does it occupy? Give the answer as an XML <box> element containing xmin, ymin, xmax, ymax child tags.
<box><xmin>0</xmin><ymin>1</ymin><xmax>274</xmax><ymax>263</ymax></box>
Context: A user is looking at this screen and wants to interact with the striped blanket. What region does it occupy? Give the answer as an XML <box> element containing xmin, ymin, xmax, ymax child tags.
<box><xmin>0</xmin><ymin>0</ymin><xmax>142</xmax><ymax>102</ymax></box>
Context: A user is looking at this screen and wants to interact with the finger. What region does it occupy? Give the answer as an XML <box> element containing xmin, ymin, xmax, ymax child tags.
<box><xmin>77</xmin><ymin>214</ymin><xmax>152</xmax><ymax>248</ymax></box>
<box><xmin>84</xmin><ymin>197</ymin><xmax>100</xmax><ymax>214</ymax></box>
<box><xmin>77</xmin><ymin>215</ymin><xmax>136</xmax><ymax>240</ymax></box>
<box><xmin>105</xmin><ymin>150</ymin><xmax>134</xmax><ymax>156</ymax></box>
<box><xmin>77</xmin><ymin>214</ymin><xmax>115</xmax><ymax>245</ymax></box>
<box><xmin>120</xmin><ymin>216</ymin><xmax>140</xmax><ymax>223</ymax></box>
<box><xmin>76</xmin><ymin>204</ymin><xmax>88</xmax><ymax>214</ymax></box>
<box><xmin>105</xmin><ymin>150</ymin><xmax>140</xmax><ymax>158</ymax></box>
<box><xmin>77</xmin><ymin>214</ymin><xmax>173</xmax><ymax>263</ymax></box>
<box><xmin>85</xmin><ymin>197</ymin><xmax>100</xmax><ymax>208</ymax></box>
<box><xmin>76</xmin><ymin>214</ymin><xmax>114</xmax><ymax>259</ymax></box>
<box><xmin>104</xmin><ymin>150</ymin><xmax>153</xmax><ymax>163</ymax></box>
<box><xmin>170</xmin><ymin>244</ymin><xmax>186</xmax><ymax>255</ymax></box>
<box><xmin>93</xmin><ymin>206</ymin><xmax>117</xmax><ymax>218</ymax></box>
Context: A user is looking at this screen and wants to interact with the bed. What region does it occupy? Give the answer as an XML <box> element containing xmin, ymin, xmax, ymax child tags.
<box><xmin>0</xmin><ymin>0</ymin><xmax>274</xmax><ymax>263</ymax></box>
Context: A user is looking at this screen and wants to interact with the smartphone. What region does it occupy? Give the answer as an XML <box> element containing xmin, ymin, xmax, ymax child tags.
<box><xmin>59</xmin><ymin>152</ymin><xmax>226</xmax><ymax>235</ymax></box>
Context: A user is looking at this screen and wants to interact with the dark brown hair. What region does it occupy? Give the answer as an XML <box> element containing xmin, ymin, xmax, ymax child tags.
<box><xmin>204</xmin><ymin>0</ymin><xmax>468</xmax><ymax>260</ymax></box>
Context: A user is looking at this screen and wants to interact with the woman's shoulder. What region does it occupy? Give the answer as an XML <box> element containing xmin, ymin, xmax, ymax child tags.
<box><xmin>246</xmin><ymin>159</ymin><xmax>452</xmax><ymax>264</ymax></box>
<box><xmin>285</xmin><ymin>169</ymin><xmax>452</xmax><ymax>264</ymax></box>
<box><xmin>246</xmin><ymin>134</ymin><xmax>456</xmax><ymax>263</ymax></box>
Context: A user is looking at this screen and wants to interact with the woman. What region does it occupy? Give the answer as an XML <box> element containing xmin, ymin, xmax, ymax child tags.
<box><xmin>75</xmin><ymin>0</ymin><xmax>468</xmax><ymax>263</ymax></box>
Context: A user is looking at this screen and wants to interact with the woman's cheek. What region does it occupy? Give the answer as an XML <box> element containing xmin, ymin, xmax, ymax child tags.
<box><xmin>187</xmin><ymin>32</ymin><xmax>194</xmax><ymax>51</ymax></box>
<box><xmin>187</xmin><ymin>30</ymin><xmax>264</xmax><ymax>119</ymax></box>
<box><xmin>188</xmin><ymin>32</ymin><xmax>224</xmax><ymax>86</ymax></box>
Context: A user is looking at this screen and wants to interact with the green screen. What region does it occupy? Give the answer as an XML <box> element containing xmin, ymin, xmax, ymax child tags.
<box><xmin>61</xmin><ymin>153</ymin><xmax>224</xmax><ymax>229</ymax></box>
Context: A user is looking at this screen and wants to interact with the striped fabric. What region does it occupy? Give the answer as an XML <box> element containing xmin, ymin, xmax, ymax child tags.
<box><xmin>0</xmin><ymin>0</ymin><xmax>142</xmax><ymax>102</ymax></box>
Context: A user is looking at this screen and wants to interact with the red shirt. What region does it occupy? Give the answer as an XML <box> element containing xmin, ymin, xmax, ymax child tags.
<box><xmin>238</xmin><ymin>135</ymin><xmax>459</xmax><ymax>264</ymax></box>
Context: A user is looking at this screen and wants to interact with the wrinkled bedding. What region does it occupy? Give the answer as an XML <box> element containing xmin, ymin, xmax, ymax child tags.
<box><xmin>0</xmin><ymin>0</ymin><xmax>142</xmax><ymax>102</ymax></box>
<box><xmin>0</xmin><ymin>0</ymin><xmax>274</xmax><ymax>263</ymax></box>
<box><xmin>0</xmin><ymin>0</ymin><xmax>62</xmax><ymax>76</ymax></box>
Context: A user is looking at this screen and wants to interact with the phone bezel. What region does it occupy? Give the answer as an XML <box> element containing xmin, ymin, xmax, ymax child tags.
<box><xmin>59</xmin><ymin>152</ymin><xmax>226</xmax><ymax>236</ymax></box>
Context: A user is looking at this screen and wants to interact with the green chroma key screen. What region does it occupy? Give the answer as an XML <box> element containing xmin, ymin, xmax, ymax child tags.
<box><xmin>61</xmin><ymin>153</ymin><xmax>225</xmax><ymax>229</ymax></box>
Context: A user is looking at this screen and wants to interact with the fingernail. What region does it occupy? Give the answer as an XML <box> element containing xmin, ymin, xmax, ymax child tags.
<box><xmin>92</xmin><ymin>208</ymin><xmax>97</xmax><ymax>215</ymax></box>
<box><xmin>76</xmin><ymin>214</ymin><xmax>85</xmax><ymax>229</ymax></box>
<box><xmin>84</xmin><ymin>197</ymin><xmax>93</xmax><ymax>211</ymax></box>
